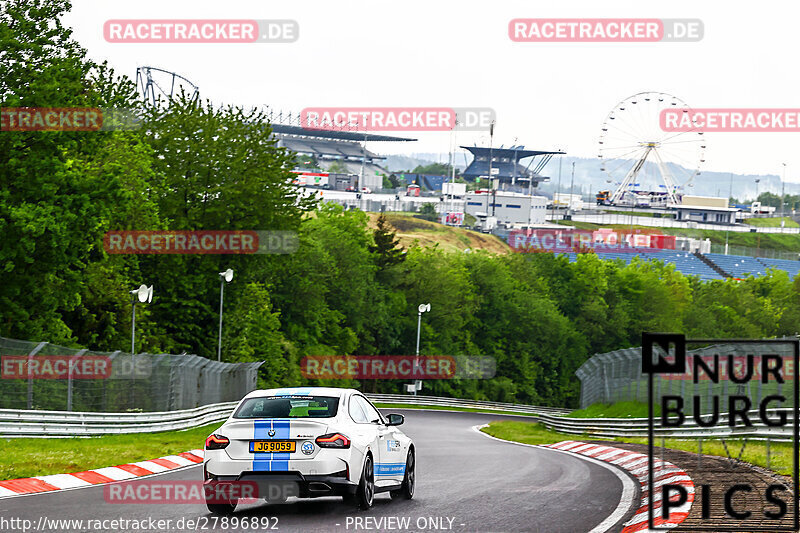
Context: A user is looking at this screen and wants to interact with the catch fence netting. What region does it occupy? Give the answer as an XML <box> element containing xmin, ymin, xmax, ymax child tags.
<box><xmin>0</xmin><ymin>336</ymin><xmax>261</xmax><ymax>412</ymax></box>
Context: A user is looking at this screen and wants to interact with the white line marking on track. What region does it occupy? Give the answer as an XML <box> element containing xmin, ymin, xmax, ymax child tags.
<box><xmin>0</xmin><ymin>486</ymin><xmax>19</xmax><ymax>497</ymax></box>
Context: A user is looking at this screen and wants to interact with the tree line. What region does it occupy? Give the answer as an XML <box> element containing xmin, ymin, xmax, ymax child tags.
<box><xmin>3</xmin><ymin>0</ymin><xmax>800</xmax><ymax>409</ymax></box>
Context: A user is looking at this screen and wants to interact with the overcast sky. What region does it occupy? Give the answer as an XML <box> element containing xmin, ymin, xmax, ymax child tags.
<box><xmin>66</xmin><ymin>1</ymin><xmax>799</xmax><ymax>181</ymax></box>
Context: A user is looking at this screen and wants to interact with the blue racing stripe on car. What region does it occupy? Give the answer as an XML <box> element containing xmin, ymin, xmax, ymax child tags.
<box><xmin>253</xmin><ymin>420</ymin><xmax>271</xmax><ymax>471</ymax></box>
<box><xmin>252</xmin><ymin>419</ymin><xmax>292</xmax><ymax>472</ymax></box>
<box><xmin>268</xmin><ymin>419</ymin><xmax>291</xmax><ymax>471</ymax></box>
<box><xmin>374</xmin><ymin>463</ymin><xmax>406</xmax><ymax>476</ymax></box>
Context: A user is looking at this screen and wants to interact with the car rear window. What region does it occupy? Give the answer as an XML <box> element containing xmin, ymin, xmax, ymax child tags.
<box><xmin>233</xmin><ymin>395</ymin><xmax>339</xmax><ymax>419</ymax></box>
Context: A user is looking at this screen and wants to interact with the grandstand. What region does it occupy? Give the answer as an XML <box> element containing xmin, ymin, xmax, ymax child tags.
<box><xmin>559</xmin><ymin>250</ymin><xmax>800</xmax><ymax>281</ymax></box>
<box><xmin>704</xmin><ymin>253</ymin><xmax>800</xmax><ymax>279</ymax></box>
<box><xmin>759</xmin><ymin>257</ymin><xmax>800</xmax><ymax>279</ymax></box>
<box><xmin>561</xmin><ymin>250</ymin><xmax>724</xmax><ymax>281</ymax></box>
<box><xmin>271</xmin><ymin>124</ymin><xmax>415</xmax><ymax>189</ymax></box>
<box><xmin>703</xmin><ymin>253</ymin><xmax>767</xmax><ymax>278</ymax></box>
<box><xmin>461</xmin><ymin>146</ymin><xmax>564</xmax><ymax>188</ymax></box>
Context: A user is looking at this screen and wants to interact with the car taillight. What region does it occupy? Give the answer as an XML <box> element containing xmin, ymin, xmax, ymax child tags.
<box><xmin>205</xmin><ymin>434</ymin><xmax>230</xmax><ymax>450</ymax></box>
<box><xmin>315</xmin><ymin>433</ymin><xmax>351</xmax><ymax>448</ymax></box>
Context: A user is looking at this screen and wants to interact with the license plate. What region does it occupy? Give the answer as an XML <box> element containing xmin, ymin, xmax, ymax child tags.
<box><xmin>250</xmin><ymin>440</ymin><xmax>296</xmax><ymax>453</ymax></box>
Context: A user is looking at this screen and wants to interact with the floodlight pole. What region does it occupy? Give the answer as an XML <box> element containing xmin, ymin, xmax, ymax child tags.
<box><xmin>131</xmin><ymin>294</ymin><xmax>137</xmax><ymax>355</ymax></box>
<box><xmin>217</xmin><ymin>269</ymin><xmax>234</xmax><ymax>362</ymax></box>
<box><xmin>413</xmin><ymin>310</ymin><xmax>422</xmax><ymax>395</ymax></box>
<box><xmin>218</xmin><ymin>276</ymin><xmax>225</xmax><ymax>362</ymax></box>
<box><xmin>129</xmin><ymin>284</ymin><xmax>152</xmax><ymax>411</ymax></box>
<box><xmin>569</xmin><ymin>161</ymin><xmax>575</xmax><ymax>217</ymax></box>
<box><xmin>725</xmin><ymin>173</ymin><xmax>733</xmax><ymax>254</ymax></box>
<box><xmin>488</xmin><ymin>122</ymin><xmax>495</xmax><ymax>216</ymax></box>
<box><xmin>512</xmin><ymin>140</ymin><xmax>518</xmax><ymax>186</ymax></box>
<box><xmin>413</xmin><ymin>304</ymin><xmax>430</xmax><ymax>396</ymax></box>
<box><xmin>359</xmin><ymin>132</ymin><xmax>367</xmax><ymax>193</ymax></box>
<box><xmin>781</xmin><ymin>163</ymin><xmax>786</xmax><ymax>232</ymax></box>
<box><xmin>556</xmin><ymin>156</ymin><xmax>563</xmax><ymax>219</ymax></box>
<box><xmin>415</xmin><ymin>311</ymin><xmax>423</xmax><ymax>359</ymax></box>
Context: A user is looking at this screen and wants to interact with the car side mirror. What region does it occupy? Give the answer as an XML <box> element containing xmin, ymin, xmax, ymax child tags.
<box><xmin>386</xmin><ymin>413</ymin><xmax>404</xmax><ymax>426</ymax></box>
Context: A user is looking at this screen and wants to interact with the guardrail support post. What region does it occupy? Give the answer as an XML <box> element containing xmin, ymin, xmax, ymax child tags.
<box><xmin>26</xmin><ymin>342</ymin><xmax>48</xmax><ymax>410</ymax></box>
<box><xmin>104</xmin><ymin>351</ymin><xmax>121</xmax><ymax>412</ymax></box>
<box><xmin>67</xmin><ymin>349</ymin><xmax>88</xmax><ymax>411</ymax></box>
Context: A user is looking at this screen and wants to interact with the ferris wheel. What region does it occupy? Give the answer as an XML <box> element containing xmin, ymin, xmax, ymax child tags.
<box><xmin>598</xmin><ymin>92</ymin><xmax>705</xmax><ymax>205</ymax></box>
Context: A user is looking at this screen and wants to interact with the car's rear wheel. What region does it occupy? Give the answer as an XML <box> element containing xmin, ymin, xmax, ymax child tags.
<box><xmin>390</xmin><ymin>449</ymin><xmax>414</xmax><ymax>500</ymax></box>
<box><xmin>355</xmin><ymin>454</ymin><xmax>375</xmax><ymax>509</ymax></box>
<box><xmin>206</xmin><ymin>500</ymin><xmax>237</xmax><ymax>515</ymax></box>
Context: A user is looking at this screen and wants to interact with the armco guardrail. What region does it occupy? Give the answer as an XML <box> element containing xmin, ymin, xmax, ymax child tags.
<box><xmin>536</xmin><ymin>410</ymin><xmax>796</xmax><ymax>442</ymax></box>
<box><xmin>3</xmin><ymin>393</ymin><xmax>791</xmax><ymax>440</ymax></box>
<box><xmin>0</xmin><ymin>402</ymin><xmax>239</xmax><ymax>438</ymax></box>
<box><xmin>367</xmin><ymin>394</ymin><xmax>571</xmax><ymax>416</ymax></box>
<box><xmin>0</xmin><ymin>394</ymin><xmax>567</xmax><ymax>438</ymax></box>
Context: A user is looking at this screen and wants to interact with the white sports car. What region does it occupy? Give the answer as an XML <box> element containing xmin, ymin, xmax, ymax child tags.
<box><xmin>203</xmin><ymin>387</ymin><xmax>415</xmax><ymax>514</ymax></box>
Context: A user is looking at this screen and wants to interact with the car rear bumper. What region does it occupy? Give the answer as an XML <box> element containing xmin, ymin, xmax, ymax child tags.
<box><xmin>205</xmin><ymin>471</ymin><xmax>357</xmax><ymax>499</ymax></box>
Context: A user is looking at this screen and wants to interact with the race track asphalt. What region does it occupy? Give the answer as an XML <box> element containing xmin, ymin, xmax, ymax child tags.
<box><xmin>0</xmin><ymin>410</ymin><xmax>635</xmax><ymax>533</ymax></box>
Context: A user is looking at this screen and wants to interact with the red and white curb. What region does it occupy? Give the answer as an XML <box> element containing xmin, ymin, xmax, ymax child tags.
<box><xmin>545</xmin><ymin>441</ymin><xmax>694</xmax><ymax>532</ymax></box>
<box><xmin>0</xmin><ymin>449</ymin><xmax>205</xmax><ymax>499</ymax></box>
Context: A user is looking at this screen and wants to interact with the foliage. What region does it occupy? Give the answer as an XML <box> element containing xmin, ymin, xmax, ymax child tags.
<box><xmin>417</xmin><ymin>203</ymin><xmax>438</xmax><ymax>221</ymax></box>
<box><xmin>327</xmin><ymin>161</ymin><xmax>348</xmax><ymax>174</ymax></box>
<box><xmin>0</xmin><ymin>422</ymin><xmax>221</xmax><ymax>480</ymax></box>
<box><xmin>8</xmin><ymin>2</ymin><xmax>800</xmax><ymax>410</ymax></box>
<box><xmin>370</xmin><ymin>214</ymin><xmax>405</xmax><ymax>274</ymax></box>
<box><xmin>294</xmin><ymin>154</ymin><xmax>318</xmax><ymax>169</ymax></box>
<box><xmin>411</xmin><ymin>162</ymin><xmax>459</xmax><ymax>177</ymax></box>
<box><xmin>567</xmin><ymin>401</ymin><xmax>657</xmax><ymax>418</ymax></box>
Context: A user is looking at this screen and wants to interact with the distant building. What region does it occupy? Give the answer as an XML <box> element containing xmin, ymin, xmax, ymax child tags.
<box><xmin>674</xmin><ymin>196</ymin><xmax>737</xmax><ymax>224</ymax></box>
<box><xmin>272</xmin><ymin>124</ymin><xmax>415</xmax><ymax>191</ymax></box>
<box><xmin>464</xmin><ymin>191</ymin><xmax>548</xmax><ymax>226</ymax></box>
<box><xmin>461</xmin><ymin>146</ymin><xmax>564</xmax><ymax>189</ymax></box>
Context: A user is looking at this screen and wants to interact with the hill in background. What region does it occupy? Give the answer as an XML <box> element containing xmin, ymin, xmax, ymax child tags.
<box><xmin>367</xmin><ymin>213</ymin><xmax>510</xmax><ymax>254</ymax></box>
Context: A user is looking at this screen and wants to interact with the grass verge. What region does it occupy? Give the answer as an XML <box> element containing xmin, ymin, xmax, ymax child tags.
<box><xmin>603</xmin><ymin>210</ymin><xmax>658</xmax><ymax>218</ymax></box>
<box><xmin>744</xmin><ymin>217</ymin><xmax>799</xmax><ymax>228</ymax></box>
<box><xmin>567</xmin><ymin>401</ymin><xmax>657</xmax><ymax>418</ymax></box>
<box><xmin>481</xmin><ymin>421</ymin><xmax>793</xmax><ymax>475</ymax></box>
<box><xmin>0</xmin><ymin>422</ymin><xmax>221</xmax><ymax>480</ymax></box>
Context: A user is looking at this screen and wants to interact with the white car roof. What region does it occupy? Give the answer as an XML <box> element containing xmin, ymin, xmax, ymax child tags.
<box><xmin>242</xmin><ymin>387</ymin><xmax>360</xmax><ymax>400</ymax></box>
